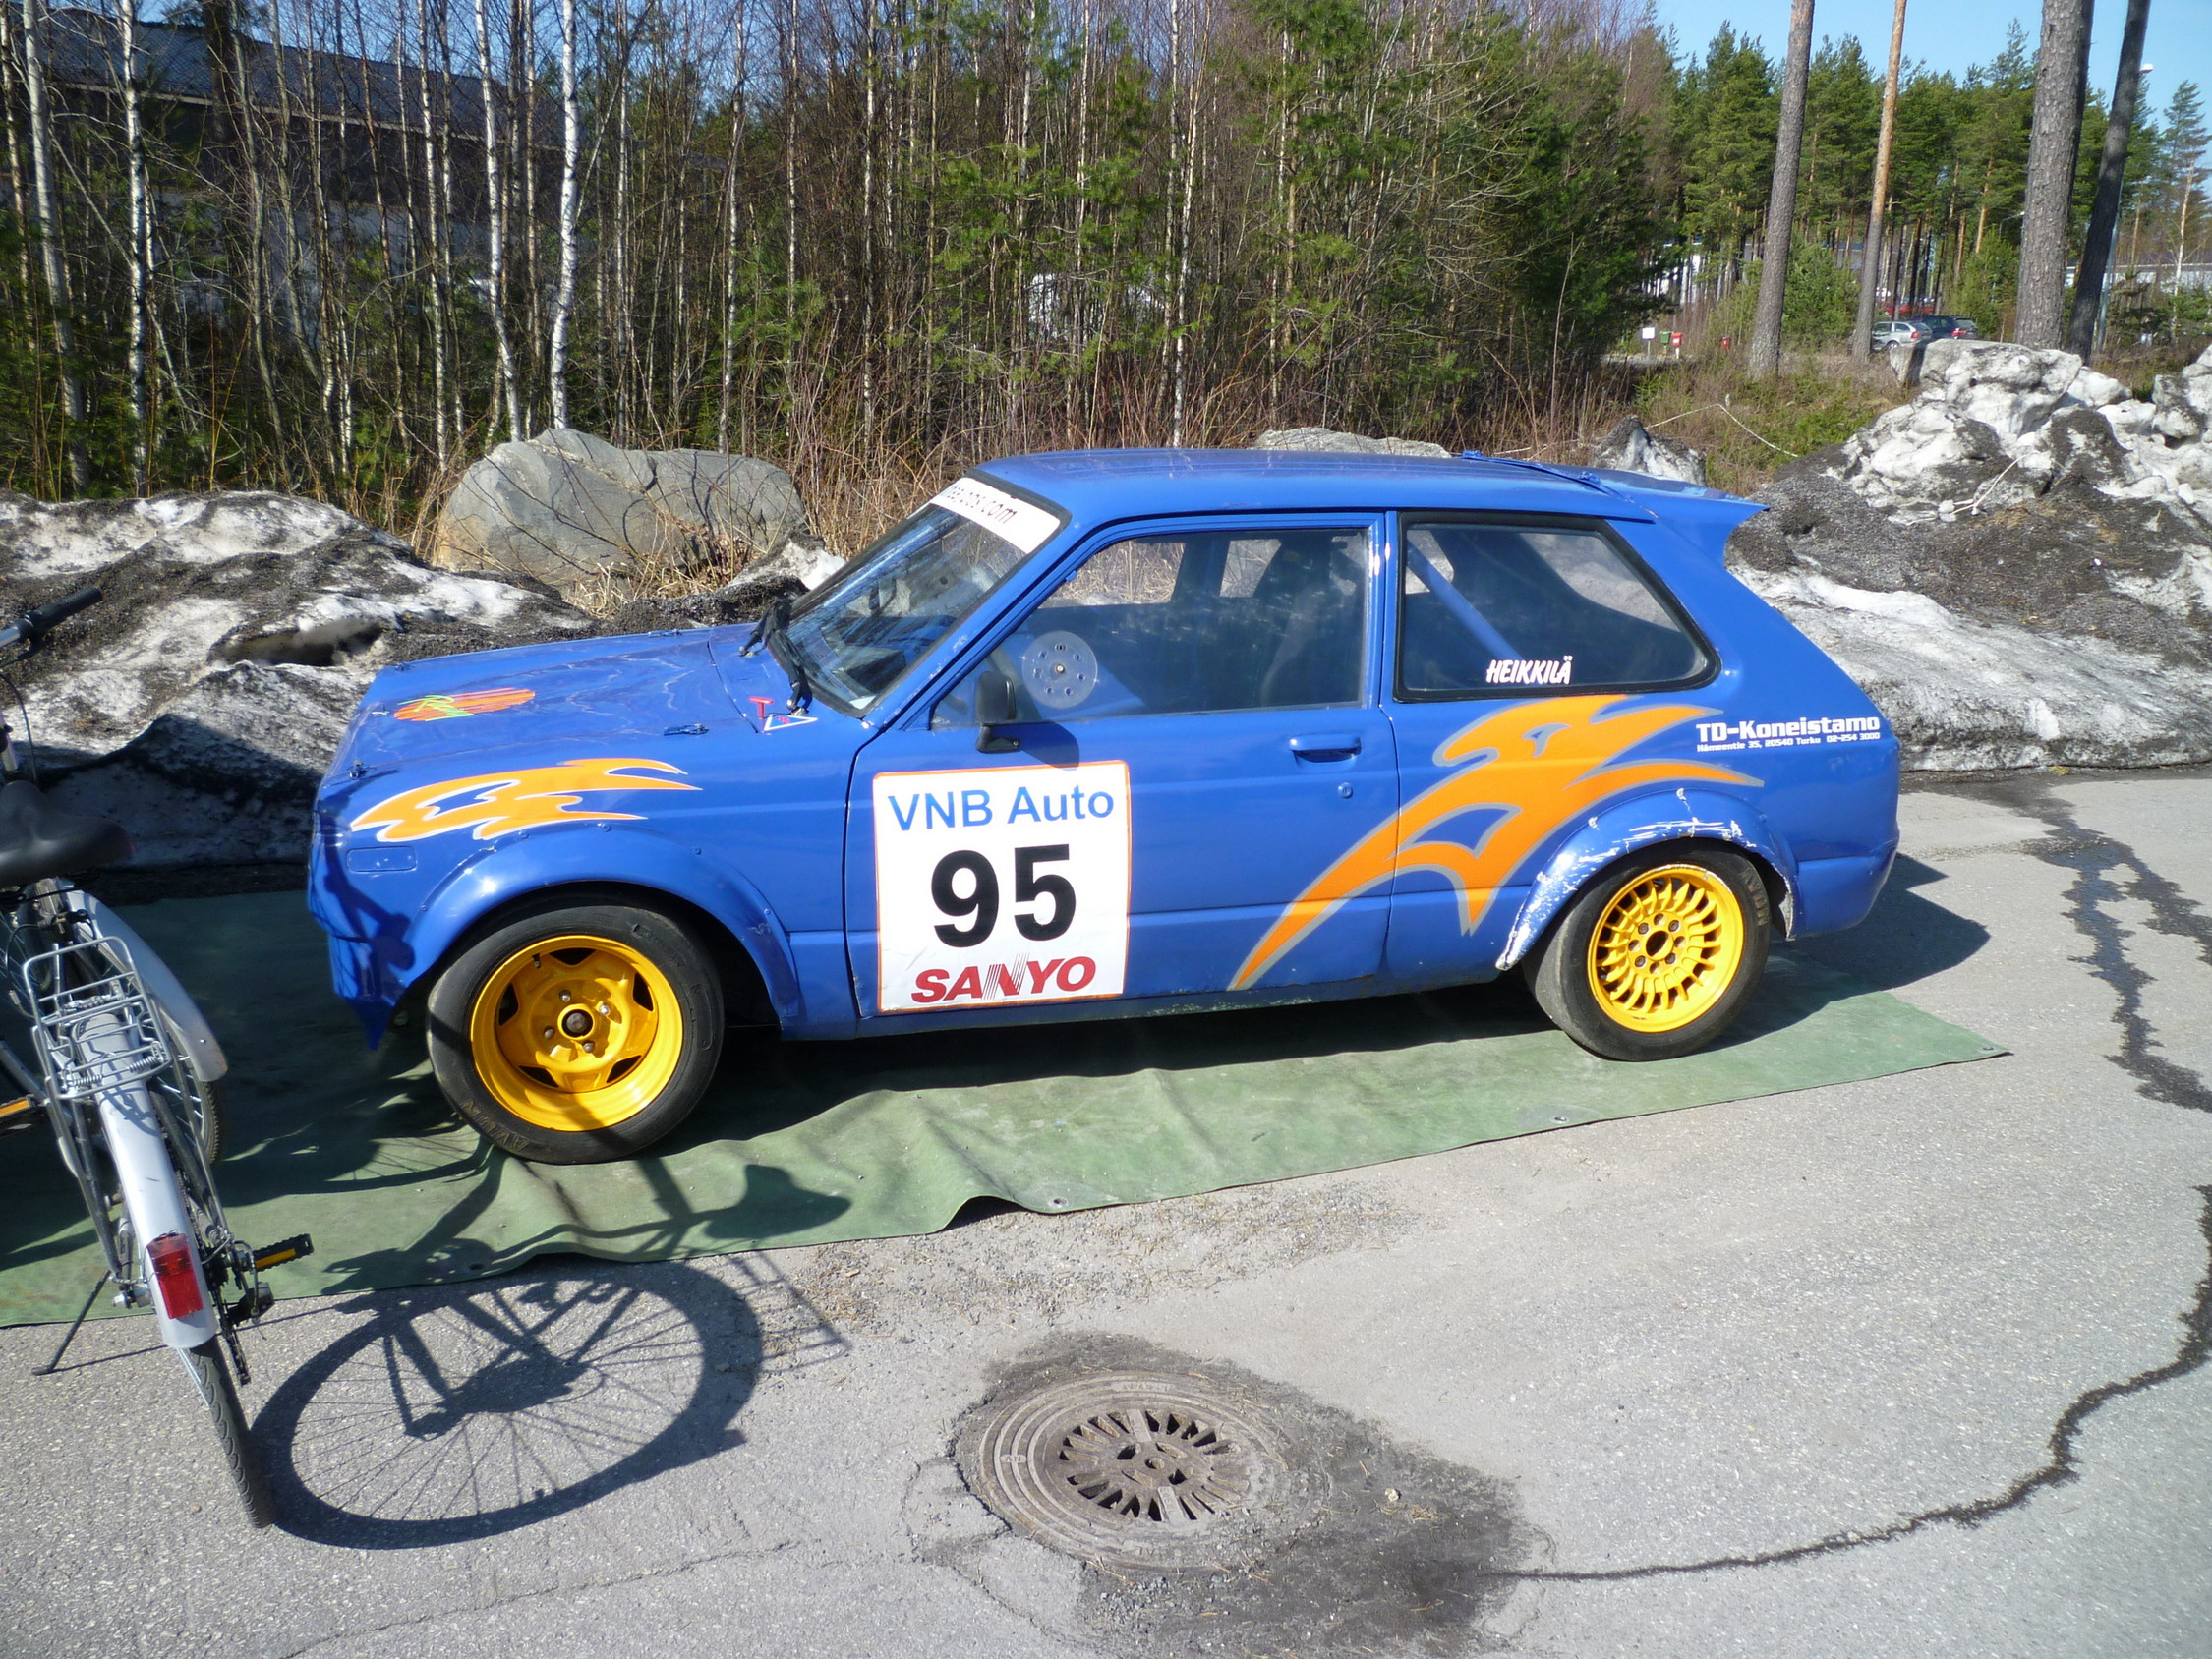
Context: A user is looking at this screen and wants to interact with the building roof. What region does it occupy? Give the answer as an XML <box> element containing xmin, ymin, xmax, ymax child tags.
<box><xmin>39</xmin><ymin>6</ymin><xmax>541</xmax><ymax>135</ymax></box>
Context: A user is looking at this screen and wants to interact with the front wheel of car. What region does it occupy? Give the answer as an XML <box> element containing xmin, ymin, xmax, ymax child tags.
<box><xmin>427</xmin><ymin>894</ymin><xmax>725</xmax><ymax>1163</ymax></box>
<box><xmin>1524</xmin><ymin>844</ymin><xmax>1771</xmax><ymax>1061</ymax></box>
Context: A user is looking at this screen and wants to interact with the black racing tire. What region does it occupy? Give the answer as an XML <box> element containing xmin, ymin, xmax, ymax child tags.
<box><xmin>180</xmin><ymin>1339</ymin><xmax>276</xmax><ymax>1528</ymax></box>
<box><xmin>1524</xmin><ymin>842</ymin><xmax>1771</xmax><ymax>1062</ymax></box>
<box><xmin>426</xmin><ymin>892</ymin><xmax>725</xmax><ymax>1164</ymax></box>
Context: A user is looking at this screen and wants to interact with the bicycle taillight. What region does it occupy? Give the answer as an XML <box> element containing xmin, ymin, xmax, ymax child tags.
<box><xmin>146</xmin><ymin>1231</ymin><xmax>205</xmax><ymax>1320</ymax></box>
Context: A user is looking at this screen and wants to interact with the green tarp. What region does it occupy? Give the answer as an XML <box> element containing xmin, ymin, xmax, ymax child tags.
<box><xmin>0</xmin><ymin>891</ymin><xmax>1999</xmax><ymax>1324</ymax></box>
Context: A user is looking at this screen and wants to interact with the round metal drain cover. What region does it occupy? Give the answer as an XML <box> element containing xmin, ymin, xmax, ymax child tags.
<box><xmin>960</xmin><ymin>1371</ymin><xmax>1281</xmax><ymax>1570</ymax></box>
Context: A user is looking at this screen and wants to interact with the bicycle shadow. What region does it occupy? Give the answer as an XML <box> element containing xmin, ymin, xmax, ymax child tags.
<box><xmin>253</xmin><ymin>1252</ymin><xmax>845</xmax><ymax>1547</ymax></box>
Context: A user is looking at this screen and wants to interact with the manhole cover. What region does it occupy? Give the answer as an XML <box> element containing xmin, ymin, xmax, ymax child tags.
<box><xmin>959</xmin><ymin>1371</ymin><xmax>1282</xmax><ymax>1570</ymax></box>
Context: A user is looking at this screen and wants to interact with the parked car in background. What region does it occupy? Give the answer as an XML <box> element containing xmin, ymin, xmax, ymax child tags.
<box><xmin>309</xmin><ymin>451</ymin><xmax>1902</xmax><ymax>1163</ymax></box>
<box><xmin>1869</xmin><ymin>319</ymin><xmax>1926</xmax><ymax>349</ymax></box>
<box><xmin>1919</xmin><ymin>315</ymin><xmax>1981</xmax><ymax>340</ymax></box>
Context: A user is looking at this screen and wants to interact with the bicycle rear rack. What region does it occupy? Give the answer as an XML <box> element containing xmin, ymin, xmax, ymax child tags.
<box><xmin>21</xmin><ymin>935</ymin><xmax>173</xmax><ymax>1099</ymax></box>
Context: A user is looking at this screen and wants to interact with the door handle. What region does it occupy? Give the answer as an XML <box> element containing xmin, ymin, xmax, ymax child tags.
<box><xmin>1290</xmin><ymin>733</ymin><xmax>1362</xmax><ymax>760</ymax></box>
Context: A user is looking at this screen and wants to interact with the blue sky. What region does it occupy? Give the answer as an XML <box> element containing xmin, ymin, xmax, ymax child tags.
<box><xmin>1653</xmin><ymin>0</ymin><xmax>2212</xmax><ymax>118</ymax></box>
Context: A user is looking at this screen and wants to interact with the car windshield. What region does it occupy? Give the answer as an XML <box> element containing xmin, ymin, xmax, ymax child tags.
<box><xmin>779</xmin><ymin>482</ymin><xmax>1064</xmax><ymax>715</ymax></box>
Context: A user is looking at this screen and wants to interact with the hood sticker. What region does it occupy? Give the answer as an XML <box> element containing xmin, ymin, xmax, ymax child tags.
<box><xmin>391</xmin><ymin>687</ymin><xmax>536</xmax><ymax>721</ymax></box>
<box><xmin>1231</xmin><ymin>696</ymin><xmax>1754</xmax><ymax>991</ymax></box>
<box><xmin>748</xmin><ymin>695</ymin><xmax>818</xmax><ymax>732</ymax></box>
<box><xmin>352</xmin><ymin>758</ymin><xmax>698</xmax><ymax>843</ymax></box>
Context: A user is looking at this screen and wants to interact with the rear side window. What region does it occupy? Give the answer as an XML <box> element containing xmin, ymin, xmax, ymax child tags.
<box><xmin>1397</xmin><ymin>517</ymin><xmax>1709</xmax><ymax>698</ymax></box>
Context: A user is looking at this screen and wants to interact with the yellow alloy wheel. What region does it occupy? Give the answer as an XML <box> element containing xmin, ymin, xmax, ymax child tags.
<box><xmin>467</xmin><ymin>934</ymin><xmax>685</xmax><ymax>1132</ymax></box>
<box><xmin>1586</xmin><ymin>863</ymin><xmax>1746</xmax><ymax>1034</ymax></box>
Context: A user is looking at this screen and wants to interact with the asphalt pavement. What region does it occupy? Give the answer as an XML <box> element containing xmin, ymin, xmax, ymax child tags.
<box><xmin>3</xmin><ymin>765</ymin><xmax>2207</xmax><ymax>1659</ymax></box>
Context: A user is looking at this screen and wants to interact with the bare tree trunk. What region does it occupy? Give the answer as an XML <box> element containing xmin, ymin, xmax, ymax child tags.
<box><xmin>1851</xmin><ymin>0</ymin><xmax>1907</xmax><ymax>361</ymax></box>
<box><xmin>1747</xmin><ymin>0</ymin><xmax>1814</xmax><ymax>378</ymax></box>
<box><xmin>115</xmin><ymin>0</ymin><xmax>150</xmax><ymax>490</ymax></box>
<box><xmin>716</xmin><ymin>3</ymin><xmax>748</xmax><ymax>452</ymax></box>
<box><xmin>2016</xmin><ymin>0</ymin><xmax>2093</xmax><ymax>347</ymax></box>
<box><xmin>550</xmin><ymin>0</ymin><xmax>580</xmax><ymax>429</ymax></box>
<box><xmin>475</xmin><ymin>0</ymin><xmax>521</xmax><ymax>440</ymax></box>
<box><xmin>19</xmin><ymin>0</ymin><xmax>88</xmax><ymax>491</ymax></box>
<box><xmin>0</xmin><ymin>0</ymin><xmax>34</xmax><ymax>301</ymax></box>
<box><xmin>2067</xmin><ymin>0</ymin><xmax>2149</xmax><ymax>356</ymax></box>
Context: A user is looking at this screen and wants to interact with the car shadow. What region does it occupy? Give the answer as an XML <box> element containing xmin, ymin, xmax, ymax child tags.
<box><xmin>255</xmin><ymin>1252</ymin><xmax>845</xmax><ymax>1547</ymax></box>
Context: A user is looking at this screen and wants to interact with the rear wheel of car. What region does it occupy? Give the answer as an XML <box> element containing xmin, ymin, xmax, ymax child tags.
<box><xmin>1524</xmin><ymin>844</ymin><xmax>1770</xmax><ymax>1061</ymax></box>
<box><xmin>427</xmin><ymin>894</ymin><xmax>725</xmax><ymax>1163</ymax></box>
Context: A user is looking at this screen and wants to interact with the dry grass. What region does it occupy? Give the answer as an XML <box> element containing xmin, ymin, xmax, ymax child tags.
<box><xmin>383</xmin><ymin>353</ymin><xmax>1913</xmax><ymax>616</ymax></box>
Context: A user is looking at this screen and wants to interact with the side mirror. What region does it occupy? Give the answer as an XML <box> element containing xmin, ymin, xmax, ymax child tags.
<box><xmin>974</xmin><ymin>669</ymin><xmax>1020</xmax><ymax>753</ymax></box>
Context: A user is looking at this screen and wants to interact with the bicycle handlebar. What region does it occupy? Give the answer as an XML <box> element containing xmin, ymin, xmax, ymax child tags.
<box><xmin>0</xmin><ymin>586</ymin><xmax>102</xmax><ymax>653</ymax></box>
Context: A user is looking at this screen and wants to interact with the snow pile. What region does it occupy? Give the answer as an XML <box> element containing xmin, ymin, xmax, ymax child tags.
<box><xmin>1254</xmin><ymin>428</ymin><xmax>1452</xmax><ymax>457</ymax></box>
<box><xmin>1734</xmin><ymin>369</ymin><xmax>2212</xmax><ymax>772</ymax></box>
<box><xmin>0</xmin><ymin>490</ymin><xmax>597</xmax><ymax>864</ymax></box>
<box><xmin>1830</xmin><ymin>339</ymin><xmax>2212</xmax><ymax>527</ymax></box>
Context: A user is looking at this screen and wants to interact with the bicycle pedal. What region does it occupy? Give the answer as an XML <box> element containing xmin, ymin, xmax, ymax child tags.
<box><xmin>0</xmin><ymin>1095</ymin><xmax>36</xmax><ymax>1131</ymax></box>
<box><xmin>252</xmin><ymin>1234</ymin><xmax>314</xmax><ymax>1271</ymax></box>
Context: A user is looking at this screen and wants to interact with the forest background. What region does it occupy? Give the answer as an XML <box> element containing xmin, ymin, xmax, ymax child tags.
<box><xmin>2</xmin><ymin>0</ymin><xmax>2208</xmax><ymax>545</ymax></box>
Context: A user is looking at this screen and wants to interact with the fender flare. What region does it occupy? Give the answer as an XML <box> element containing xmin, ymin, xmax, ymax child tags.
<box><xmin>1495</xmin><ymin>787</ymin><xmax>1800</xmax><ymax>971</ymax></box>
<box><xmin>401</xmin><ymin>826</ymin><xmax>805</xmax><ymax>1025</ymax></box>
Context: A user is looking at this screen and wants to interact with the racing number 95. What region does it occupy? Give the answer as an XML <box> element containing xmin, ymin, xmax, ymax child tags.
<box><xmin>931</xmin><ymin>845</ymin><xmax>1074</xmax><ymax>946</ymax></box>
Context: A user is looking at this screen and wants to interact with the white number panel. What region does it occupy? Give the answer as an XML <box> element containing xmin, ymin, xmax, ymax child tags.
<box><xmin>872</xmin><ymin>762</ymin><xmax>1131</xmax><ymax>1013</ymax></box>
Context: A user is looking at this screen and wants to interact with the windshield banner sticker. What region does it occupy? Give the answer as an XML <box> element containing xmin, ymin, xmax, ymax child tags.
<box><xmin>931</xmin><ymin>477</ymin><xmax>1061</xmax><ymax>555</ymax></box>
<box><xmin>353</xmin><ymin>758</ymin><xmax>697</xmax><ymax>843</ymax></box>
<box><xmin>874</xmin><ymin>762</ymin><xmax>1131</xmax><ymax>1012</ymax></box>
<box><xmin>1695</xmin><ymin>715</ymin><xmax>1882</xmax><ymax>753</ymax></box>
<box><xmin>391</xmin><ymin>687</ymin><xmax>536</xmax><ymax>721</ymax></box>
<box><xmin>1484</xmin><ymin>656</ymin><xmax>1573</xmax><ymax>687</ymax></box>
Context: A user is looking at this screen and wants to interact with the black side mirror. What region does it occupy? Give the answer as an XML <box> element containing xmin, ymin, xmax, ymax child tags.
<box><xmin>974</xmin><ymin>669</ymin><xmax>1020</xmax><ymax>753</ymax></box>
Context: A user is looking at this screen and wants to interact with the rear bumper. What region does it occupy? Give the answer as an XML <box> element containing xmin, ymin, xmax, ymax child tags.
<box><xmin>1790</xmin><ymin>842</ymin><xmax>1898</xmax><ymax>937</ymax></box>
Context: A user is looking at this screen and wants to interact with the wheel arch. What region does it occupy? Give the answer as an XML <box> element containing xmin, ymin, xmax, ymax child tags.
<box><xmin>401</xmin><ymin>830</ymin><xmax>797</xmax><ymax>1031</ymax></box>
<box><xmin>1495</xmin><ymin>788</ymin><xmax>1798</xmax><ymax>972</ymax></box>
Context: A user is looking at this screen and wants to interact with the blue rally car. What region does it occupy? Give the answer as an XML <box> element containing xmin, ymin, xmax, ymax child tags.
<box><xmin>309</xmin><ymin>451</ymin><xmax>1899</xmax><ymax>1163</ymax></box>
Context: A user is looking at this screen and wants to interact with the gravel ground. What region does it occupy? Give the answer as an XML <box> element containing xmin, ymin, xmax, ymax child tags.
<box><xmin>2</xmin><ymin>767</ymin><xmax>2207</xmax><ymax>1659</ymax></box>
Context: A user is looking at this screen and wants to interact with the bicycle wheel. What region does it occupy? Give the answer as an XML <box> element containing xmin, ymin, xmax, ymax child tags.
<box><xmin>179</xmin><ymin>1339</ymin><xmax>276</xmax><ymax>1527</ymax></box>
<box><xmin>153</xmin><ymin>1012</ymin><xmax>226</xmax><ymax>1163</ymax></box>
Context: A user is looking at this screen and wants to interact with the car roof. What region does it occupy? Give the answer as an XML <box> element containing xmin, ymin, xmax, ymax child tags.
<box><xmin>975</xmin><ymin>447</ymin><xmax>1749</xmax><ymax>528</ymax></box>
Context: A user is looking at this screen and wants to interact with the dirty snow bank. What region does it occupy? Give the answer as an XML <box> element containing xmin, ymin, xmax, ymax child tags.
<box><xmin>1726</xmin><ymin>341</ymin><xmax>2212</xmax><ymax>771</ymax></box>
<box><xmin>0</xmin><ymin>489</ymin><xmax>597</xmax><ymax>864</ymax></box>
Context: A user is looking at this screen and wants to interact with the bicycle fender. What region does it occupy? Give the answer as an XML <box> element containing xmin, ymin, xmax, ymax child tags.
<box><xmin>1495</xmin><ymin>787</ymin><xmax>1800</xmax><ymax>970</ymax></box>
<box><xmin>84</xmin><ymin>895</ymin><xmax>230</xmax><ymax>1082</ymax></box>
<box><xmin>406</xmin><ymin>826</ymin><xmax>805</xmax><ymax>1023</ymax></box>
<box><xmin>96</xmin><ymin>1084</ymin><xmax>218</xmax><ymax>1350</ymax></box>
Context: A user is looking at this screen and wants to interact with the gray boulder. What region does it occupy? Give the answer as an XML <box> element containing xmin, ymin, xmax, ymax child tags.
<box><xmin>0</xmin><ymin>490</ymin><xmax>599</xmax><ymax>865</ymax></box>
<box><xmin>1588</xmin><ymin>415</ymin><xmax>1707</xmax><ymax>486</ymax></box>
<box><xmin>436</xmin><ymin>428</ymin><xmax>813</xmax><ymax>601</ymax></box>
<box><xmin>1254</xmin><ymin>428</ymin><xmax>1452</xmax><ymax>458</ymax></box>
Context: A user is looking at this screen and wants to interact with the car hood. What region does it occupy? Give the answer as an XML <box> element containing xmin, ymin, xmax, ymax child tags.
<box><xmin>340</xmin><ymin>628</ymin><xmax>757</xmax><ymax>772</ymax></box>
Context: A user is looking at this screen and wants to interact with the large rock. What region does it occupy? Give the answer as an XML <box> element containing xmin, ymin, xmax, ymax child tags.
<box><xmin>1588</xmin><ymin>415</ymin><xmax>1707</xmax><ymax>485</ymax></box>
<box><xmin>436</xmin><ymin>428</ymin><xmax>814</xmax><ymax>601</ymax></box>
<box><xmin>0</xmin><ymin>490</ymin><xmax>599</xmax><ymax>865</ymax></box>
<box><xmin>1254</xmin><ymin>428</ymin><xmax>1452</xmax><ymax>458</ymax></box>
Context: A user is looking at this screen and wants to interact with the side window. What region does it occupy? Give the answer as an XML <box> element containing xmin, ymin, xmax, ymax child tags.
<box><xmin>1397</xmin><ymin>518</ymin><xmax>1708</xmax><ymax>698</ymax></box>
<box><xmin>934</xmin><ymin>525</ymin><xmax>1371</xmax><ymax>726</ymax></box>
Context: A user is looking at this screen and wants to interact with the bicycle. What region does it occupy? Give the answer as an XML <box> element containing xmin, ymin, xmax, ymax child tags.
<box><xmin>0</xmin><ymin>585</ymin><xmax>310</xmax><ymax>1527</ymax></box>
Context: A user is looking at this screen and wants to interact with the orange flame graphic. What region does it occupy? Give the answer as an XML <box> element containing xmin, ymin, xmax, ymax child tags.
<box><xmin>1232</xmin><ymin>696</ymin><xmax>1754</xmax><ymax>990</ymax></box>
<box><xmin>352</xmin><ymin>757</ymin><xmax>698</xmax><ymax>844</ymax></box>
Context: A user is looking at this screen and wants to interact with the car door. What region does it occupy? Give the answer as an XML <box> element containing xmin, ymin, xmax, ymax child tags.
<box><xmin>844</xmin><ymin>514</ymin><xmax>1396</xmax><ymax>1021</ymax></box>
<box><xmin>1379</xmin><ymin>512</ymin><xmax>1718</xmax><ymax>983</ymax></box>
